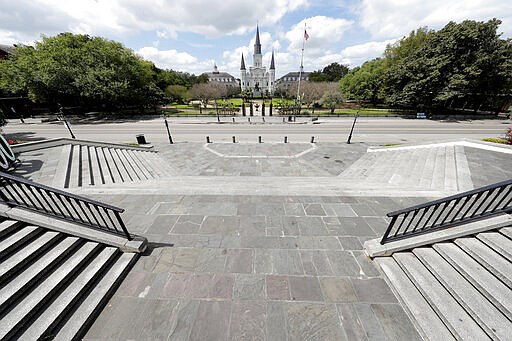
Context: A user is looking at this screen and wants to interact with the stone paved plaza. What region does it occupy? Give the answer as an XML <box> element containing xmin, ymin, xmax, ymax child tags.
<box><xmin>11</xmin><ymin>139</ymin><xmax>512</xmax><ymax>340</ymax></box>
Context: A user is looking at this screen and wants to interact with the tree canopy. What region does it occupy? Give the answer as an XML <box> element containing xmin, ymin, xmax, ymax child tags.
<box><xmin>338</xmin><ymin>19</ymin><xmax>512</xmax><ymax>114</ymax></box>
<box><xmin>0</xmin><ymin>33</ymin><xmax>166</xmax><ymax>111</ymax></box>
<box><xmin>310</xmin><ymin>62</ymin><xmax>349</xmax><ymax>82</ymax></box>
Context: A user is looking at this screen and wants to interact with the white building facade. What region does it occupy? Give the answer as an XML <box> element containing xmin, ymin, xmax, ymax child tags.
<box><xmin>240</xmin><ymin>26</ymin><xmax>275</xmax><ymax>97</ymax></box>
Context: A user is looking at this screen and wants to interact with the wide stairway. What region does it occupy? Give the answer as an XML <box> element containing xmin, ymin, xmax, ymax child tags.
<box><xmin>55</xmin><ymin>143</ymin><xmax>171</xmax><ymax>188</ymax></box>
<box><xmin>373</xmin><ymin>224</ymin><xmax>512</xmax><ymax>340</ymax></box>
<box><xmin>0</xmin><ymin>218</ymin><xmax>138</xmax><ymax>340</ymax></box>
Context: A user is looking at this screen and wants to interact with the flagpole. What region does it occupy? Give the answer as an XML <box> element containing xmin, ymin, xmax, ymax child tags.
<box><xmin>296</xmin><ymin>22</ymin><xmax>307</xmax><ymax>101</ymax></box>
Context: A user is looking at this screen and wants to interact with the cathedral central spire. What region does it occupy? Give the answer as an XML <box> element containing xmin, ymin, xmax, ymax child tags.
<box><xmin>254</xmin><ymin>25</ymin><xmax>262</xmax><ymax>55</ymax></box>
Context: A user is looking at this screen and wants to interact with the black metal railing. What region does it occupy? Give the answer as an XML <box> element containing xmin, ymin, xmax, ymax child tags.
<box><xmin>381</xmin><ymin>178</ymin><xmax>512</xmax><ymax>244</ymax></box>
<box><xmin>0</xmin><ymin>172</ymin><xmax>131</xmax><ymax>240</ymax></box>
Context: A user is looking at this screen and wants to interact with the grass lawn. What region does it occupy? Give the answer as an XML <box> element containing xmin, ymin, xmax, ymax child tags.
<box><xmin>314</xmin><ymin>107</ymin><xmax>395</xmax><ymax>115</ymax></box>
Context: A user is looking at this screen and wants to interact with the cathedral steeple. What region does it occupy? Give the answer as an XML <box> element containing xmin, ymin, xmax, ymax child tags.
<box><xmin>254</xmin><ymin>25</ymin><xmax>262</xmax><ymax>55</ymax></box>
<box><xmin>270</xmin><ymin>51</ymin><xmax>275</xmax><ymax>70</ymax></box>
<box><xmin>240</xmin><ymin>53</ymin><xmax>246</xmax><ymax>70</ymax></box>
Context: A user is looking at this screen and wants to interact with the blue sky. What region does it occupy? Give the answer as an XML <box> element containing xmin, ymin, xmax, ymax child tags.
<box><xmin>1</xmin><ymin>0</ymin><xmax>511</xmax><ymax>79</ymax></box>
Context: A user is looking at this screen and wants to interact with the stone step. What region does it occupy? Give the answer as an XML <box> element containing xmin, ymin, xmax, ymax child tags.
<box><xmin>0</xmin><ymin>230</ymin><xmax>61</xmax><ymax>282</ymax></box>
<box><xmin>499</xmin><ymin>226</ymin><xmax>512</xmax><ymax>239</ymax></box>
<box><xmin>434</xmin><ymin>242</ymin><xmax>512</xmax><ymax>320</ymax></box>
<box><xmin>0</xmin><ymin>237</ymin><xmax>80</xmax><ymax>313</ymax></box>
<box><xmin>0</xmin><ymin>219</ymin><xmax>24</xmax><ymax>239</ymax></box>
<box><xmin>414</xmin><ymin>247</ymin><xmax>512</xmax><ymax>340</ymax></box>
<box><xmin>122</xmin><ymin>149</ymin><xmax>150</xmax><ymax>180</ymax></box>
<box><xmin>455</xmin><ymin>237</ymin><xmax>512</xmax><ymax>289</ymax></box>
<box><xmin>102</xmin><ymin>147</ymin><xmax>123</xmax><ymax>183</ymax></box>
<box><xmin>81</xmin><ymin>145</ymin><xmax>92</xmax><ymax>187</ymax></box>
<box><xmin>96</xmin><ymin>147</ymin><xmax>114</xmax><ymax>185</ymax></box>
<box><xmin>18</xmin><ymin>246</ymin><xmax>118</xmax><ymax>340</ymax></box>
<box><xmin>0</xmin><ymin>242</ymin><xmax>100</xmax><ymax>339</ymax></box>
<box><xmin>53</xmin><ymin>144</ymin><xmax>72</xmax><ymax>188</ymax></box>
<box><xmin>54</xmin><ymin>252</ymin><xmax>138</xmax><ymax>340</ymax></box>
<box><xmin>477</xmin><ymin>231</ymin><xmax>512</xmax><ymax>260</ymax></box>
<box><xmin>375</xmin><ymin>257</ymin><xmax>455</xmax><ymax>340</ymax></box>
<box><xmin>88</xmin><ymin>145</ymin><xmax>102</xmax><ymax>185</ymax></box>
<box><xmin>0</xmin><ymin>225</ymin><xmax>41</xmax><ymax>261</ymax></box>
<box><xmin>393</xmin><ymin>252</ymin><xmax>490</xmax><ymax>340</ymax></box>
<box><xmin>109</xmin><ymin>148</ymin><xmax>131</xmax><ymax>182</ymax></box>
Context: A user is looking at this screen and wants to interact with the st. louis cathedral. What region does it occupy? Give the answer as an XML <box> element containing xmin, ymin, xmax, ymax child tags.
<box><xmin>240</xmin><ymin>26</ymin><xmax>275</xmax><ymax>97</ymax></box>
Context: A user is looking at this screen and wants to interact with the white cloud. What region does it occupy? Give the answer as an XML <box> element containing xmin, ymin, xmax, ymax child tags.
<box><xmin>359</xmin><ymin>0</ymin><xmax>512</xmax><ymax>39</ymax></box>
<box><xmin>136</xmin><ymin>46</ymin><xmax>213</xmax><ymax>74</ymax></box>
<box><xmin>340</xmin><ymin>39</ymin><xmax>397</xmax><ymax>65</ymax></box>
<box><xmin>285</xmin><ymin>16</ymin><xmax>354</xmax><ymax>51</ymax></box>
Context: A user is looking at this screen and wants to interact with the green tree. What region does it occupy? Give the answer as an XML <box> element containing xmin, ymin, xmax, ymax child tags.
<box><xmin>384</xmin><ymin>19</ymin><xmax>512</xmax><ymax>113</ymax></box>
<box><xmin>165</xmin><ymin>85</ymin><xmax>188</xmax><ymax>104</ymax></box>
<box><xmin>320</xmin><ymin>90</ymin><xmax>345</xmax><ymax>113</ymax></box>
<box><xmin>309</xmin><ymin>62</ymin><xmax>349</xmax><ymax>82</ymax></box>
<box><xmin>340</xmin><ymin>58</ymin><xmax>386</xmax><ymax>103</ymax></box>
<box><xmin>0</xmin><ymin>33</ymin><xmax>163</xmax><ymax>110</ymax></box>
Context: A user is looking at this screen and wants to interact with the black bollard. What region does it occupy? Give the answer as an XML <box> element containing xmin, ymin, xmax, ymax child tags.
<box><xmin>284</xmin><ymin>136</ymin><xmax>288</xmax><ymax>143</ymax></box>
<box><xmin>347</xmin><ymin>113</ymin><xmax>359</xmax><ymax>144</ymax></box>
<box><xmin>206</xmin><ymin>136</ymin><xmax>211</xmax><ymax>143</ymax></box>
<box><xmin>262</xmin><ymin>117</ymin><xmax>265</xmax><ymax>123</ymax></box>
<box><xmin>232</xmin><ymin>117</ymin><xmax>235</xmax><ymax>123</ymax></box>
<box><xmin>258</xmin><ymin>136</ymin><xmax>262</xmax><ymax>143</ymax></box>
<box><xmin>164</xmin><ymin>118</ymin><xmax>173</xmax><ymax>144</ymax></box>
<box><xmin>311</xmin><ymin>136</ymin><xmax>315</xmax><ymax>143</ymax></box>
<box><xmin>63</xmin><ymin>120</ymin><xmax>76</xmax><ymax>139</ymax></box>
<box><xmin>248</xmin><ymin>117</ymin><xmax>251</xmax><ymax>123</ymax></box>
<box><xmin>232</xmin><ymin>136</ymin><xmax>236</xmax><ymax>143</ymax></box>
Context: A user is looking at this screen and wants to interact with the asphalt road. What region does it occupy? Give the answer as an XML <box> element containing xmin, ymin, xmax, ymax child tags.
<box><xmin>3</xmin><ymin>116</ymin><xmax>511</xmax><ymax>144</ymax></box>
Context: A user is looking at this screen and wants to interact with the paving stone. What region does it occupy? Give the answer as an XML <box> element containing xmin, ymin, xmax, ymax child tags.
<box><xmin>225</xmin><ymin>248</ymin><xmax>254</xmax><ymax>273</ymax></box>
<box><xmin>363</xmin><ymin>216</ymin><xmax>391</xmax><ymax>236</ymax></box>
<box><xmin>147</xmin><ymin>214</ymin><xmax>179</xmax><ymax>234</ymax></box>
<box><xmin>220</xmin><ymin>235</ymin><xmax>241</xmax><ymax>248</ymax></box>
<box><xmin>171</xmin><ymin>215</ymin><xmax>204</xmax><ymax>234</ymax></box>
<box><xmin>239</xmin><ymin>215</ymin><xmax>267</xmax><ymax>236</ymax></box>
<box><xmin>289</xmin><ymin>276</ymin><xmax>324</xmax><ymax>302</ymax></box>
<box><xmin>188</xmin><ymin>273</ymin><xmax>214</xmax><ymax>298</ymax></box>
<box><xmin>297</xmin><ymin>216</ymin><xmax>330</xmax><ymax>236</ymax></box>
<box><xmin>238</xmin><ymin>202</ymin><xmax>285</xmax><ymax>216</ymax></box>
<box><xmin>371</xmin><ymin>303</ymin><xmax>422</xmax><ymax>340</ymax></box>
<box><xmin>126</xmin><ymin>214</ymin><xmax>159</xmax><ymax>234</ymax></box>
<box><xmin>266</xmin><ymin>301</ymin><xmax>288</xmax><ymax>340</ymax></box>
<box><xmin>320</xmin><ymin>277</ymin><xmax>358</xmax><ymax>303</ymax></box>
<box><xmin>353</xmin><ymin>250</ymin><xmax>381</xmax><ymax>277</ymax></box>
<box><xmin>208</xmin><ymin>274</ymin><xmax>234</xmax><ymax>299</ymax></box>
<box><xmin>282</xmin><ymin>216</ymin><xmax>300</xmax><ymax>235</ymax></box>
<box><xmin>326</xmin><ymin>251</ymin><xmax>361</xmax><ymax>276</ymax></box>
<box><xmin>167</xmin><ymin>300</ymin><xmax>200</xmax><ymax>340</ymax></box>
<box><xmin>279</xmin><ymin>236</ymin><xmax>299</xmax><ymax>249</ymax></box>
<box><xmin>336</xmin><ymin>303</ymin><xmax>369</xmax><ymax>340</ymax></box>
<box><xmin>337</xmin><ymin>217</ymin><xmax>377</xmax><ymax>237</ymax></box>
<box><xmin>266</xmin><ymin>275</ymin><xmax>290</xmax><ymax>300</ymax></box>
<box><xmin>233</xmin><ymin>274</ymin><xmax>266</xmax><ymax>300</ymax></box>
<box><xmin>284</xmin><ymin>203</ymin><xmax>306</xmax><ymax>216</ymax></box>
<box><xmin>296</xmin><ymin>236</ymin><xmax>341</xmax><ymax>250</ymax></box>
<box><xmin>137</xmin><ymin>299</ymin><xmax>179</xmax><ymax>339</ymax></box>
<box><xmin>349</xmin><ymin>203</ymin><xmax>380</xmax><ymax>216</ymax></box>
<box><xmin>300</xmin><ymin>250</ymin><xmax>333</xmax><ymax>276</ymax></box>
<box><xmin>338</xmin><ymin>236</ymin><xmax>363</xmax><ymax>250</ymax></box>
<box><xmin>266</xmin><ymin>215</ymin><xmax>284</xmax><ymax>228</ymax></box>
<box><xmin>303</xmin><ymin>203</ymin><xmax>327</xmax><ymax>216</ymax></box>
<box><xmin>196</xmin><ymin>248</ymin><xmax>227</xmax><ymax>272</ymax></box>
<box><xmin>241</xmin><ymin>235</ymin><xmax>280</xmax><ymax>248</ymax></box>
<box><xmin>161</xmin><ymin>273</ymin><xmax>191</xmax><ymax>298</ymax></box>
<box><xmin>189</xmin><ymin>300</ymin><xmax>231</xmax><ymax>340</ymax></box>
<box><xmin>154</xmin><ymin>247</ymin><xmax>200</xmax><ymax>272</ymax></box>
<box><xmin>199</xmin><ymin>216</ymin><xmax>239</xmax><ymax>234</ymax></box>
<box><xmin>285</xmin><ymin>302</ymin><xmax>348</xmax><ymax>340</ymax></box>
<box><xmin>351</xmin><ymin>278</ymin><xmax>398</xmax><ymax>303</ymax></box>
<box><xmin>353</xmin><ymin>303</ymin><xmax>387</xmax><ymax>340</ymax></box>
<box><xmin>273</xmin><ymin>249</ymin><xmax>304</xmax><ymax>275</ymax></box>
<box><xmin>254</xmin><ymin>249</ymin><xmax>274</xmax><ymax>274</ymax></box>
<box><xmin>142</xmin><ymin>272</ymin><xmax>171</xmax><ymax>298</ymax></box>
<box><xmin>323</xmin><ymin>203</ymin><xmax>358</xmax><ymax>217</ymax></box>
<box><xmin>229</xmin><ymin>301</ymin><xmax>267</xmax><ymax>340</ymax></box>
<box><xmin>114</xmin><ymin>271</ymin><xmax>154</xmax><ymax>297</ymax></box>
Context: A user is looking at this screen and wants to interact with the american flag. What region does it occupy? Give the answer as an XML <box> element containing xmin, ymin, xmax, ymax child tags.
<box><xmin>304</xmin><ymin>30</ymin><xmax>309</xmax><ymax>41</ymax></box>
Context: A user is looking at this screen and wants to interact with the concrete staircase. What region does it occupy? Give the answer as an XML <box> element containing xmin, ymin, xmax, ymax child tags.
<box><xmin>340</xmin><ymin>145</ymin><xmax>473</xmax><ymax>192</ymax></box>
<box><xmin>52</xmin><ymin>143</ymin><xmax>171</xmax><ymax>188</ymax></box>
<box><xmin>374</xmin><ymin>226</ymin><xmax>512</xmax><ymax>340</ymax></box>
<box><xmin>0</xmin><ymin>218</ymin><xmax>138</xmax><ymax>340</ymax></box>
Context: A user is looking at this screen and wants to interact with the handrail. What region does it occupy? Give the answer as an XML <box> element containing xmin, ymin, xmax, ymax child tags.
<box><xmin>381</xmin><ymin>178</ymin><xmax>512</xmax><ymax>244</ymax></box>
<box><xmin>0</xmin><ymin>171</ymin><xmax>131</xmax><ymax>240</ymax></box>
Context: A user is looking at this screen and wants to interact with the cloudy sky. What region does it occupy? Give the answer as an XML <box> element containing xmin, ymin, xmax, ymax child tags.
<box><xmin>1</xmin><ymin>0</ymin><xmax>511</xmax><ymax>78</ymax></box>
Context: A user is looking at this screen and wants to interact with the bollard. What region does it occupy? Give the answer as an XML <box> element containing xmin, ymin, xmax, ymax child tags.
<box><xmin>164</xmin><ymin>118</ymin><xmax>173</xmax><ymax>144</ymax></box>
<box><xmin>232</xmin><ymin>136</ymin><xmax>236</xmax><ymax>143</ymax></box>
<box><xmin>284</xmin><ymin>136</ymin><xmax>288</xmax><ymax>143</ymax></box>
<box><xmin>262</xmin><ymin>117</ymin><xmax>265</xmax><ymax>123</ymax></box>
<box><xmin>258</xmin><ymin>136</ymin><xmax>262</xmax><ymax>143</ymax></box>
<box><xmin>248</xmin><ymin>117</ymin><xmax>251</xmax><ymax>123</ymax></box>
<box><xmin>232</xmin><ymin>117</ymin><xmax>235</xmax><ymax>123</ymax></box>
<box><xmin>283</xmin><ymin>117</ymin><xmax>285</xmax><ymax>123</ymax></box>
<box><xmin>311</xmin><ymin>136</ymin><xmax>315</xmax><ymax>143</ymax></box>
<box><xmin>206</xmin><ymin>136</ymin><xmax>211</xmax><ymax>143</ymax></box>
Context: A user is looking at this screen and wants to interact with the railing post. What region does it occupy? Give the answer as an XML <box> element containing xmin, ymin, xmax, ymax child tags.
<box><xmin>115</xmin><ymin>211</ymin><xmax>132</xmax><ymax>240</ymax></box>
<box><xmin>380</xmin><ymin>216</ymin><xmax>398</xmax><ymax>244</ymax></box>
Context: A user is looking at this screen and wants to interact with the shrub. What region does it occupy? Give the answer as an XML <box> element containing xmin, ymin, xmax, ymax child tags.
<box><xmin>482</xmin><ymin>137</ymin><xmax>509</xmax><ymax>144</ymax></box>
